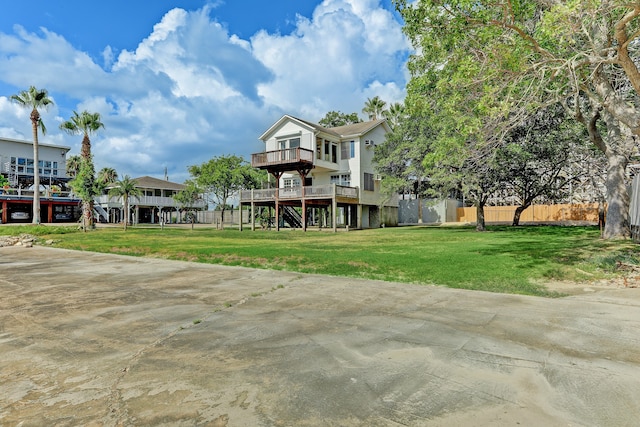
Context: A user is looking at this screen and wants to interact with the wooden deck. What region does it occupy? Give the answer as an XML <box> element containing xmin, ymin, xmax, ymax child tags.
<box><xmin>251</xmin><ymin>148</ymin><xmax>314</xmax><ymax>174</ymax></box>
<box><xmin>240</xmin><ymin>184</ymin><xmax>358</xmax><ymax>203</ymax></box>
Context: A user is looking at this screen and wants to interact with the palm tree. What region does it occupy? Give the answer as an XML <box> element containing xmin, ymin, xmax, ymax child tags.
<box><xmin>66</xmin><ymin>155</ymin><xmax>82</xmax><ymax>178</ymax></box>
<box><xmin>96</xmin><ymin>167</ymin><xmax>118</xmax><ymax>187</ymax></box>
<box><xmin>362</xmin><ymin>96</ymin><xmax>387</xmax><ymax>121</ymax></box>
<box><xmin>108</xmin><ymin>175</ymin><xmax>141</xmax><ymax>231</ymax></box>
<box><xmin>382</xmin><ymin>102</ymin><xmax>405</xmax><ymax>129</ymax></box>
<box><xmin>11</xmin><ymin>86</ymin><xmax>54</xmax><ymax>224</ymax></box>
<box><xmin>60</xmin><ymin>110</ymin><xmax>105</xmax><ymax>228</ymax></box>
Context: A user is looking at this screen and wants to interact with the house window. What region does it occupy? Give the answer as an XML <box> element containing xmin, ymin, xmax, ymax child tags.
<box><xmin>284</xmin><ymin>177</ymin><xmax>301</xmax><ymax>188</ymax></box>
<box><xmin>278</xmin><ymin>137</ymin><xmax>300</xmax><ymax>150</ymax></box>
<box><xmin>330</xmin><ymin>174</ymin><xmax>351</xmax><ymax>186</ymax></box>
<box><xmin>340</xmin><ymin>141</ymin><xmax>355</xmax><ymax>159</ymax></box>
<box><xmin>364</xmin><ymin>173</ymin><xmax>375</xmax><ymax>191</ymax></box>
<box><xmin>331</xmin><ymin>143</ymin><xmax>337</xmax><ymax>163</ymax></box>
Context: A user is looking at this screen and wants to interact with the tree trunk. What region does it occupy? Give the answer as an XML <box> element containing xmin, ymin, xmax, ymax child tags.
<box><xmin>602</xmin><ymin>152</ymin><xmax>630</xmax><ymax>239</ymax></box>
<box><xmin>476</xmin><ymin>202</ymin><xmax>486</xmax><ymax>231</ymax></box>
<box><xmin>512</xmin><ymin>205</ymin><xmax>525</xmax><ymax>227</ymax></box>
<box><xmin>601</xmin><ymin>111</ymin><xmax>631</xmax><ymax>239</ymax></box>
<box><xmin>31</xmin><ymin>110</ymin><xmax>40</xmax><ymax>224</ymax></box>
<box><xmin>576</xmin><ymin>104</ymin><xmax>631</xmax><ymax>239</ymax></box>
<box><xmin>82</xmin><ymin>200</ymin><xmax>94</xmax><ymax>231</ymax></box>
<box><xmin>512</xmin><ymin>200</ymin><xmax>532</xmax><ymax>226</ymax></box>
<box><xmin>123</xmin><ymin>197</ymin><xmax>128</xmax><ymax>231</ymax></box>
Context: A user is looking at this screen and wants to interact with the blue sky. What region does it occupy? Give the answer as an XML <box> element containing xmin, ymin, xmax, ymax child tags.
<box><xmin>0</xmin><ymin>0</ymin><xmax>410</xmax><ymax>183</ymax></box>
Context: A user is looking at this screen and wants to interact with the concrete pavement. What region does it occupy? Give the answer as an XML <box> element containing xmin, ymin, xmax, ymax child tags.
<box><xmin>1</xmin><ymin>246</ymin><xmax>640</xmax><ymax>426</ymax></box>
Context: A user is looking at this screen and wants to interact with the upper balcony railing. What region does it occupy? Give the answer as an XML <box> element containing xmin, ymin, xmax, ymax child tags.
<box><xmin>0</xmin><ymin>188</ymin><xmax>77</xmax><ymax>200</ymax></box>
<box><xmin>251</xmin><ymin>147</ymin><xmax>314</xmax><ymax>169</ymax></box>
<box><xmin>240</xmin><ymin>184</ymin><xmax>358</xmax><ymax>202</ymax></box>
<box><xmin>95</xmin><ymin>195</ymin><xmax>206</xmax><ymax>209</ymax></box>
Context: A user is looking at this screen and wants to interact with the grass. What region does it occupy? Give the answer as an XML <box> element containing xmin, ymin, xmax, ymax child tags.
<box><xmin>3</xmin><ymin>224</ymin><xmax>640</xmax><ymax>297</ymax></box>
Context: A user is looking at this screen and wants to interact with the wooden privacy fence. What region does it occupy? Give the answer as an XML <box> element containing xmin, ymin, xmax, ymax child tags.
<box><xmin>457</xmin><ymin>203</ymin><xmax>600</xmax><ymax>223</ymax></box>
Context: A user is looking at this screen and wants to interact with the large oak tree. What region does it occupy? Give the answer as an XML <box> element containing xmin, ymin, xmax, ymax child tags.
<box><xmin>395</xmin><ymin>0</ymin><xmax>640</xmax><ymax>239</ymax></box>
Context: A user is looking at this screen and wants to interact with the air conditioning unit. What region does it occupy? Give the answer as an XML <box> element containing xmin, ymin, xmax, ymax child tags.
<box><xmin>374</xmin><ymin>174</ymin><xmax>382</xmax><ymax>181</ymax></box>
<box><xmin>365</xmin><ymin>140</ymin><xmax>375</xmax><ymax>147</ymax></box>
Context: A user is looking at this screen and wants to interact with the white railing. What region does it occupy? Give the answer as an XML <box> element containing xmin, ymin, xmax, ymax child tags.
<box><xmin>0</xmin><ymin>188</ymin><xmax>77</xmax><ymax>199</ymax></box>
<box><xmin>240</xmin><ymin>184</ymin><xmax>358</xmax><ymax>202</ymax></box>
<box><xmin>95</xmin><ymin>195</ymin><xmax>206</xmax><ymax>208</ymax></box>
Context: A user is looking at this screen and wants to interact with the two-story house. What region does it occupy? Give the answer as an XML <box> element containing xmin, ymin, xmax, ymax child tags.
<box><xmin>0</xmin><ymin>136</ymin><xmax>78</xmax><ymax>223</ymax></box>
<box><xmin>240</xmin><ymin>115</ymin><xmax>398</xmax><ymax>231</ymax></box>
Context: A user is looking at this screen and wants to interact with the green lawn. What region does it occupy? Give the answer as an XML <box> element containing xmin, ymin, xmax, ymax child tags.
<box><xmin>3</xmin><ymin>224</ymin><xmax>638</xmax><ymax>296</ymax></box>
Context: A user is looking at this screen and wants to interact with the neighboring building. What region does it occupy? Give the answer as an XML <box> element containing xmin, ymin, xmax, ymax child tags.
<box><xmin>96</xmin><ymin>175</ymin><xmax>206</xmax><ymax>224</ymax></box>
<box><xmin>240</xmin><ymin>115</ymin><xmax>398</xmax><ymax>231</ymax></box>
<box><xmin>0</xmin><ymin>136</ymin><xmax>79</xmax><ymax>223</ymax></box>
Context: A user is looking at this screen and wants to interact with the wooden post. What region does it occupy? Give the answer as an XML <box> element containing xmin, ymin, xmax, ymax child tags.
<box><xmin>47</xmin><ymin>202</ymin><xmax>53</xmax><ymax>224</ymax></box>
<box><xmin>250</xmin><ymin>189</ymin><xmax>255</xmax><ymax>231</ymax></box>
<box><xmin>302</xmin><ymin>197</ymin><xmax>307</xmax><ymax>232</ymax></box>
<box><xmin>275</xmin><ymin>187</ymin><xmax>280</xmax><ymax>232</ymax></box>
<box><xmin>332</xmin><ymin>183</ymin><xmax>337</xmax><ymax>232</ymax></box>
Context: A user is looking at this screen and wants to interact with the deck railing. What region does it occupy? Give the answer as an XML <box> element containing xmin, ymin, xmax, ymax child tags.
<box><xmin>94</xmin><ymin>195</ymin><xmax>206</xmax><ymax>208</ymax></box>
<box><xmin>251</xmin><ymin>148</ymin><xmax>314</xmax><ymax>168</ymax></box>
<box><xmin>0</xmin><ymin>188</ymin><xmax>76</xmax><ymax>199</ymax></box>
<box><xmin>240</xmin><ymin>184</ymin><xmax>358</xmax><ymax>202</ymax></box>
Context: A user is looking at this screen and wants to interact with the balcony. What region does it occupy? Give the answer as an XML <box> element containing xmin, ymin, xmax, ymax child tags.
<box><xmin>240</xmin><ymin>184</ymin><xmax>358</xmax><ymax>203</ymax></box>
<box><xmin>95</xmin><ymin>195</ymin><xmax>206</xmax><ymax>209</ymax></box>
<box><xmin>251</xmin><ymin>148</ymin><xmax>314</xmax><ymax>173</ymax></box>
<box><xmin>0</xmin><ymin>188</ymin><xmax>78</xmax><ymax>201</ymax></box>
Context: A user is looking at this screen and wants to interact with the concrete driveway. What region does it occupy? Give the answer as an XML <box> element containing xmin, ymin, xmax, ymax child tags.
<box><xmin>1</xmin><ymin>246</ymin><xmax>639</xmax><ymax>426</ymax></box>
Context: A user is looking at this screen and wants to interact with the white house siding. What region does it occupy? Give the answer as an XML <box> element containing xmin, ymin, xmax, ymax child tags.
<box><xmin>0</xmin><ymin>138</ymin><xmax>70</xmax><ymax>180</ymax></box>
<box><xmin>264</xmin><ymin>121</ymin><xmax>315</xmax><ymax>152</ymax></box>
<box><xmin>251</xmin><ymin>115</ymin><xmax>398</xmax><ymax>229</ymax></box>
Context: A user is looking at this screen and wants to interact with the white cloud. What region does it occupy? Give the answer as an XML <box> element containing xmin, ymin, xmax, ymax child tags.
<box><xmin>252</xmin><ymin>0</ymin><xmax>410</xmax><ymax>120</ymax></box>
<box><xmin>0</xmin><ymin>1</ymin><xmax>409</xmax><ymax>182</ymax></box>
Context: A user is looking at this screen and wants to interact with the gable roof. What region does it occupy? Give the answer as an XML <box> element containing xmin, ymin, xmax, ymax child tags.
<box><xmin>133</xmin><ymin>176</ymin><xmax>186</xmax><ymax>191</ymax></box>
<box><xmin>329</xmin><ymin>119</ymin><xmax>388</xmax><ymax>138</ymax></box>
<box><xmin>259</xmin><ymin>115</ymin><xmax>324</xmax><ymax>141</ymax></box>
<box><xmin>259</xmin><ymin>115</ymin><xmax>388</xmax><ymax>142</ymax></box>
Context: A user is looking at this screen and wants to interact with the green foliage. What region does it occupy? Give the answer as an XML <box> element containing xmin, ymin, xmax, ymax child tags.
<box><xmin>188</xmin><ymin>155</ymin><xmax>258</xmax><ymax>212</ymax></box>
<box><xmin>59</xmin><ymin>110</ymin><xmax>105</xmax><ymax>140</ymax></box>
<box><xmin>318</xmin><ymin>111</ymin><xmax>362</xmax><ymax>127</ymax></box>
<box><xmin>173</xmin><ymin>180</ymin><xmax>201</xmax><ymax>209</ymax></box>
<box><xmin>109</xmin><ymin>175</ymin><xmax>142</xmax><ymax>230</ymax></box>
<box><xmin>69</xmin><ymin>157</ymin><xmax>96</xmax><ymax>202</ymax></box>
<box><xmin>0</xmin><ymin>225</ymin><xmax>78</xmax><ymax>236</ymax></box>
<box><xmin>95</xmin><ymin>167</ymin><xmax>118</xmax><ymax>193</ymax></box>
<box><xmin>66</xmin><ymin>155</ymin><xmax>82</xmax><ymax>178</ymax></box>
<box><xmin>10</xmin><ymin>86</ymin><xmax>53</xmax><ymax>135</ymax></box>
<box><xmin>0</xmin><ymin>175</ymin><xmax>9</xmax><ymax>187</ymax></box>
<box><xmin>374</xmin><ymin>109</ymin><xmax>434</xmax><ymax>197</ymax></box>
<box><xmin>362</xmin><ymin>96</ymin><xmax>387</xmax><ymax>120</ymax></box>
<box><xmin>395</xmin><ymin>0</ymin><xmax>640</xmax><ymax>238</ymax></box>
